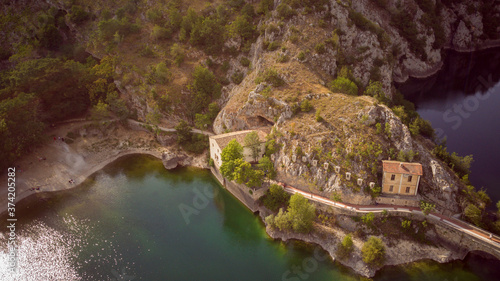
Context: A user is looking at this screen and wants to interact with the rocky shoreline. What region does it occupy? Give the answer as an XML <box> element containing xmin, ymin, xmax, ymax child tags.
<box><xmin>255</xmin><ymin>201</ymin><xmax>470</xmax><ymax>278</ymax></box>
<box><xmin>0</xmin><ymin>121</ymin><xmax>207</xmax><ymax>216</ymax></box>
<box><xmin>396</xmin><ymin>42</ymin><xmax>500</xmax><ymax>83</ymax></box>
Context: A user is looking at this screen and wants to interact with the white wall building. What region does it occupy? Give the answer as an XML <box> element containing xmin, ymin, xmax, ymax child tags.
<box><xmin>209</xmin><ymin>129</ymin><xmax>269</xmax><ymax>169</ymax></box>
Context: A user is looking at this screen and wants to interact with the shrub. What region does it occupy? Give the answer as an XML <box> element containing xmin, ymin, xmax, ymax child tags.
<box><xmin>151</xmin><ymin>25</ymin><xmax>171</xmax><ymax>41</ymax></box>
<box><xmin>420</xmin><ymin>201</ymin><xmax>435</xmax><ymax>215</ymax></box>
<box><xmin>300</xmin><ymin>100</ymin><xmax>313</xmax><ymax>112</ymax></box>
<box><xmin>267</xmin><ymin>41</ymin><xmax>281</xmax><ymax>51</ymax></box>
<box><xmin>276</xmin><ymin>53</ymin><xmax>289</xmax><ymax>63</ymax></box>
<box><xmin>361</xmin><ymin>212</ymin><xmax>375</xmax><ymax>226</ymax></box>
<box><xmin>170</xmin><ymin>43</ymin><xmax>185</xmax><ymax>66</ymax></box>
<box><xmin>401</xmin><ymin>220</ymin><xmax>412</xmax><ymax>230</ymax></box>
<box><xmin>331</xmin><ymin>191</ymin><xmax>342</xmax><ymax>202</ymax></box>
<box><xmin>384</xmin><ymin>123</ymin><xmax>391</xmax><ymax>138</ymax></box>
<box><xmin>277</xmin><ymin>3</ymin><xmax>296</xmax><ymax>19</ymax></box>
<box><xmin>146</xmin><ymin>9</ymin><xmax>162</xmax><ymax>23</ymax></box>
<box><xmin>240</xmin><ymin>57</ymin><xmax>251</xmax><ymax>67</ymax></box>
<box><xmin>315</xmin><ymin>43</ymin><xmax>326</xmax><ymax>54</ymax></box>
<box><xmin>315</xmin><ymin>109</ymin><xmax>323</xmax><ymax>122</ymax></box>
<box><xmin>256</xmin><ymin>69</ymin><xmax>285</xmax><ymax>87</ymax></box>
<box><xmin>69</xmin><ymin>5</ymin><xmax>89</xmax><ymax>25</ymax></box>
<box><xmin>337</xmin><ymin>234</ymin><xmax>354</xmax><ymax>258</ymax></box>
<box><xmin>297</xmin><ymin>51</ymin><xmax>306</xmax><ymax>61</ymax></box>
<box><xmin>231</xmin><ymin>71</ymin><xmax>244</xmax><ymax>84</ymax></box>
<box><xmin>391</xmin><ymin>10</ymin><xmax>426</xmax><ymax>59</ymax></box>
<box><xmin>261</xmin><ymin>184</ymin><xmax>290</xmax><ymax>211</ymax></box>
<box><xmin>328</xmin><ymin>77</ymin><xmax>358</xmax><ymax>96</ymax></box>
<box><xmin>288</xmin><ymin>193</ymin><xmax>316</xmax><ymax>233</ymax></box>
<box><xmin>361</xmin><ymin>237</ymin><xmax>385</xmax><ymax>266</ymax></box>
<box><xmin>464</xmin><ymin>204</ymin><xmax>483</xmax><ymax>227</ymax></box>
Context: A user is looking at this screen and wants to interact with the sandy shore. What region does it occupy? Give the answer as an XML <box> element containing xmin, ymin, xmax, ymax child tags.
<box><xmin>0</xmin><ymin>120</ymin><xmax>203</xmax><ymax>215</ymax></box>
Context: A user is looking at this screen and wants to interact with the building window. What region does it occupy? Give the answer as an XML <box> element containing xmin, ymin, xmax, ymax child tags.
<box><xmin>408</xmin><ymin>175</ymin><xmax>412</xmax><ymax>182</ymax></box>
<box><xmin>406</xmin><ymin>187</ymin><xmax>410</xmax><ymax>193</ymax></box>
<box><xmin>391</xmin><ymin>174</ymin><xmax>395</xmax><ymax>181</ymax></box>
<box><xmin>389</xmin><ymin>185</ymin><xmax>394</xmax><ymax>192</ymax></box>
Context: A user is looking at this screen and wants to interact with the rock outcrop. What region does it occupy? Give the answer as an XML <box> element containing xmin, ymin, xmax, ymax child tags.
<box><xmin>161</xmin><ymin>151</ymin><xmax>188</xmax><ymax>170</ymax></box>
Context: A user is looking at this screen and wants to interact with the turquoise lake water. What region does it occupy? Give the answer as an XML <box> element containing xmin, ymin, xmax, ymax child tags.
<box><xmin>1</xmin><ymin>154</ymin><xmax>499</xmax><ymax>280</ymax></box>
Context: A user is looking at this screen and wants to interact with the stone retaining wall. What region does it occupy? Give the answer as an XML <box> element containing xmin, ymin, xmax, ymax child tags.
<box><xmin>210</xmin><ymin>166</ymin><xmax>269</xmax><ymax>213</ymax></box>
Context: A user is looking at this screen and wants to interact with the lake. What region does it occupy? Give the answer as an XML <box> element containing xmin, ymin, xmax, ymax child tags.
<box><xmin>1</xmin><ymin>154</ymin><xmax>499</xmax><ymax>280</ymax></box>
<box><xmin>398</xmin><ymin>47</ymin><xmax>500</xmax><ymax>207</ymax></box>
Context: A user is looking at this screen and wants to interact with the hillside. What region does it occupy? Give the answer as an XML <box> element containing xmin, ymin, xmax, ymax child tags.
<box><xmin>1</xmin><ymin>0</ymin><xmax>499</xmax><ymax>247</ymax></box>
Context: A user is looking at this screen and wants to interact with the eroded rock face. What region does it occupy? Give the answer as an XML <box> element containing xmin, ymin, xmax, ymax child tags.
<box><xmin>213</xmin><ymin>84</ymin><xmax>292</xmax><ymax>134</ymax></box>
<box><xmin>430</xmin><ymin>160</ymin><xmax>453</xmax><ymax>193</ymax></box>
<box><xmin>359</xmin><ymin>105</ymin><xmax>414</xmax><ymax>152</ymax></box>
<box><xmin>453</xmin><ymin>20</ymin><xmax>473</xmax><ymax>50</ymax></box>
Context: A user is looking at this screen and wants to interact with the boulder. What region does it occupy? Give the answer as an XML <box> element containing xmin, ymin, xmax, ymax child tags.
<box><xmin>162</xmin><ymin>151</ymin><xmax>187</xmax><ymax>170</ymax></box>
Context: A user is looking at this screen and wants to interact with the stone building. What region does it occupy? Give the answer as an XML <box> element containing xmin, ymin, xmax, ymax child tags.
<box><xmin>209</xmin><ymin>129</ymin><xmax>268</xmax><ymax>169</ymax></box>
<box><xmin>381</xmin><ymin>160</ymin><xmax>423</xmax><ymax>196</ymax></box>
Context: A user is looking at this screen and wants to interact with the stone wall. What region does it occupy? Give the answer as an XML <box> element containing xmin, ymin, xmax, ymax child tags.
<box><xmin>210</xmin><ymin>166</ymin><xmax>269</xmax><ymax>213</ymax></box>
<box><xmin>376</xmin><ymin>196</ymin><xmax>420</xmax><ymax>207</ymax></box>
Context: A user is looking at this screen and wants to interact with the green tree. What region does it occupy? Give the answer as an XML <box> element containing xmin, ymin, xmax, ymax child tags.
<box><xmin>384</xmin><ymin>122</ymin><xmax>391</xmax><ymax>138</ymax></box>
<box><xmin>258</xmin><ymin>156</ymin><xmax>276</xmax><ymax>179</ymax></box>
<box><xmin>265</xmin><ymin>214</ymin><xmax>276</xmax><ymax>228</ymax></box>
<box><xmin>464</xmin><ymin>204</ymin><xmax>483</xmax><ymax>227</ymax></box>
<box><xmin>0</xmin><ymin>93</ymin><xmax>45</xmax><ymax>169</ymax></box>
<box><xmin>68</xmin><ymin>5</ymin><xmax>89</xmax><ymax>25</ymax></box>
<box><xmin>221</xmin><ymin>139</ymin><xmax>244</xmax><ymax>162</ymax></box>
<box><xmin>220</xmin><ymin>139</ymin><xmax>244</xmax><ymax>180</ymax></box>
<box><xmin>170</xmin><ymin>43</ymin><xmax>185</xmax><ymax>66</ymax></box>
<box><xmin>244</xmin><ymin>131</ymin><xmax>261</xmax><ymax>162</ymax></box>
<box><xmin>288</xmin><ymin>193</ymin><xmax>316</xmax><ymax>233</ymax></box>
<box><xmin>175</xmin><ymin>120</ymin><xmax>192</xmax><ymax>144</ymax></box>
<box><xmin>247</xmin><ymin>169</ymin><xmax>264</xmax><ymax>188</ymax></box>
<box><xmin>262</xmin><ymin>184</ymin><xmax>289</xmax><ymax>211</ymax></box>
<box><xmin>105</xmin><ymin>91</ymin><xmax>129</xmax><ymax>119</ymax></box>
<box><xmin>230</xmin><ymin>15</ymin><xmax>255</xmax><ymax>41</ymax></box>
<box><xmin>151</xmin><ymin>25</ymin><xmax>171</xmax><ymax>41</ymax></box>
<box><xmin>233</xmin><ymin>158</ymin><xmax>253</xmax><ymax>184</ymax></box>
<box><xmin>274</xmin><ymin>208</ymin><xmax>291</xmax><ymax>231</ymax></box>
<box><xmin>188</xmin><ymin>65</ymin><xmax>221</xmax><ymax>116</ymax></box>
<box><xmin>194</xmin><ymin>113</ymin><xmax>211</xmax><ymax>129</ymax></box>
<box><xmin>392</xmin><ymin>105</ymin><xmax>409</xmax><ymax>124</ymax></box>
<box><xmin>329</xmin><ymin>77</ymin><xmax>358</xmax><ymax>96</ymax></box>
<box><xmin>361</xmin><ymin>236</ymin><xmax>386</xmax><ymax>266</ymax></box>
<box><xmin>207</xmin><ymin>102</ymin><xmax>220</xmax><ymax>120</ymax></box>
<box><xmin>91</xmin><ymin>101</ymin><xmax>110</xmax><ymax>120</ymax></box>
<box><xmin>361</xmin><ymin>212</ymin><xmax>375</xmax><ymax>226</ymax></box>
<box><xmin>337</xmin><ymin>234</ymin><xmax>354</xmax><ymax>258</ymax></box>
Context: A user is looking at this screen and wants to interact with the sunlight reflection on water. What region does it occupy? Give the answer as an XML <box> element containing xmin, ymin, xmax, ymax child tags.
<box><xmin>0</xmin><ymin>214</ymin><xmax>130</xmax><ymax>281</ymax></box>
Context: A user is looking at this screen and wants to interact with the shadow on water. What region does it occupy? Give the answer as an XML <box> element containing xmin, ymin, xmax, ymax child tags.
<box><xmin>374</xmin><ymin>251</ymin><xmax>500</xmax><ymax>281</ymax></box>
<box><xmin>397</xmin><ymin>48</ymin><xmax>500</xmax><ymax>106</ymax></box>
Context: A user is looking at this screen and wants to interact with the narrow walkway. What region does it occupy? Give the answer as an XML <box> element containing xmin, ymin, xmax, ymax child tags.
<box><xmin>280</xmin><ymin>182</ymin><xmax>500</xmax><ymax>251</ymax></box>
<box><xmin>127</xmin><ymin>119</ymin><xmax>214</xmax><ymax>136</ymax></box>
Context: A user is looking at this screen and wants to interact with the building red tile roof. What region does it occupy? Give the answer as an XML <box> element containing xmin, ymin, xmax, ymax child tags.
<box><xmin>382</xmin><ymin>160</ymin><xmax>423</xmax><ymax>176</ymax></box>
